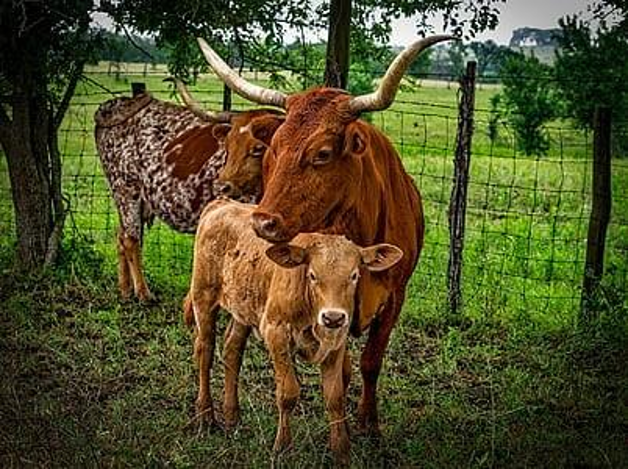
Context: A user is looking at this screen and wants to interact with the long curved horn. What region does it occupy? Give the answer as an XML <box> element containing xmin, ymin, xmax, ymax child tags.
<box><xmin>171</xmin><ymin>78</ymin><xmax>231</xmax><ymax>122</ymax></box>
<box><xmin>197</xmin><ymin>38</ymin><xmax>287</xmax><ymax>109</ymax></box>
<box><xmin>349</xmin><ymin>35</ymin><xmax>458</xmax><ymax>114</ymax></box>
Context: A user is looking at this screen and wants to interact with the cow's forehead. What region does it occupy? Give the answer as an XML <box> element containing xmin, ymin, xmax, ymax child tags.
<box><xmin>281</xmin><ymin>89</ymin><xmax>354</xmax><ymax>137</ymax></box>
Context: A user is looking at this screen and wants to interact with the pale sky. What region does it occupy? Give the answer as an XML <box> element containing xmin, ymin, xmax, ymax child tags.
<box><xmin>391</xmin><ymin>0</ymin><xmax>596</xmax><ymax>45</ymax></box>
<box><xmin>93</xmin><ymin>0</ymin><xmax>597</xmax><ymax>46</ymax></box>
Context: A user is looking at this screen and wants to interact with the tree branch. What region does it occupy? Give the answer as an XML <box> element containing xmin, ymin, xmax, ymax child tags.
<box><xmin>53</xmin><ymin>60</ymin><xmax>85</xmax><ymax>131</ymax></box>
<box><xmin>121</xmin><ymin>23</ymin><xmax>154</xmax><ymax>61</ymax></box>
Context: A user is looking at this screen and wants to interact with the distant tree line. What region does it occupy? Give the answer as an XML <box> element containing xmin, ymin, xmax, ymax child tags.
<box><xmin>94</xmin><ymin>30</ymin><xmax>168</xmax><ymax>64</ymax></box>
<box><xmin>490</xmin><ymin>13</ymin><xmax>628</xmax><ymax>157</ymax></box>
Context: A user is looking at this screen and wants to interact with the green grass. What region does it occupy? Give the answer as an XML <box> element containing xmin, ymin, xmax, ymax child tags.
<box><xmin>1</xmin><ymin>255</ymin><xmax>627</xmax><ymax>467</ymax></box>
<box><xmin>1</xmin><ymin>64</ymin><xmax>627</xmax><ymax>467</ymax></box>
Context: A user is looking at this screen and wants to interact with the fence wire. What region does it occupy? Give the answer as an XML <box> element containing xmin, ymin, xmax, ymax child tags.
<box><xmin>0</xmin><ymin>68</ymin><xmax>626</xmax><ymax>321</ymax></box>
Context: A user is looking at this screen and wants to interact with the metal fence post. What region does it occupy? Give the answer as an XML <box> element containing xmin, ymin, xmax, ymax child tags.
<box><xmin>131</xmin><ymin>82</ymin><xmax>146</xmax><ymax>96</ymax></box>
<box><xmin>448</xmin><ymin>61</ymin><xmax>477</xmax><ymax>316</ymax></box>
<box><xmin>581</xmin><ymin>106</ymin><xmax>612</xmax><ymax>321</ymax></box>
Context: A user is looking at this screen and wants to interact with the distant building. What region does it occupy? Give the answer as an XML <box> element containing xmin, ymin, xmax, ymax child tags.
<box><xmin>509</xmin><ymin>27</ymin><xmax>562</xmax><ymax>64</ymax></box>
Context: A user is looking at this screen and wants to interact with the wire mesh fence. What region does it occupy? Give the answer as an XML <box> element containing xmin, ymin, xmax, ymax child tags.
<box><xmin>0</xmin><ymin>65</ymin><xmax>626</xmax><ymax>322</ymax></box>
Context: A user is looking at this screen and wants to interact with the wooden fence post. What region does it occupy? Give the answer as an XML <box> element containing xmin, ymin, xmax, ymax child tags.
<box><xmin>581</xmin><ymin>106</ymin><xmax>612</xmax><ymax>321</ymax></box>
<box><xmin>131</xmin><ymin>82</ymin><xmax>146</xmax><ymax>96</ymax></box>
<box><xmin>448</xmin><ymin>61</ymin><xmax>477</xmax><ymax>316</ymax></box>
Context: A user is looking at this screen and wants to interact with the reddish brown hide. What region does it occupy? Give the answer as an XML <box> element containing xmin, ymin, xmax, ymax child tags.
<box><xmin>196</xmin><ymin>33</ymin><xmax>453</xmax><ymax>437</ymax></box>
<box><xmin>251</xmin><ymin>88</ymin><xmax>425</xmax><ymax>435</ymax></box>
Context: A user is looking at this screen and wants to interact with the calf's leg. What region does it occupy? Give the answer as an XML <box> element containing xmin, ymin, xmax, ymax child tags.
<box><xmin>223</xmin><ymin>319</ymin><xmax>251</xmax><ymax>429</ymax></box>
<box><xmin>192</xmin><ymin>288</ymin><xmax>220</xmax><ymax>426</ymax></box>
<box><xmin>265</xmin><ymin>325</ymin><xmax>300</xmax><ymax>453</ymax></box>
<box><xmin>322</xmin><ymin>346</ymin><xmax>351</xmax><ymax>465</ymax></box>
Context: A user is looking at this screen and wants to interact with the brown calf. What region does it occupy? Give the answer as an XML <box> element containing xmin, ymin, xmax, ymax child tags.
<box><xmin>185</xmin><ymin>199</ymin><xmax>402</xmax><ymax>464</ymax></box>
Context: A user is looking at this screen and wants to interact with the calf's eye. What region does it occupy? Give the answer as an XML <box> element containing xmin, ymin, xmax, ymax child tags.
<box><xmin>308</xmin><ymin>270</ymin><xmax>317</xmax><ymax>282</ymax></box>
<box><xmin>350</xmin><ymin>270</ymin><xmax>359</xmax><ymax>283</ymax></box>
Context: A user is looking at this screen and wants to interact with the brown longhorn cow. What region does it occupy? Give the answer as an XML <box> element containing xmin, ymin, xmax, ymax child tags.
<box><xmin>196</xmin><ymin>34</ymin><xmax>455</xmax><ymax>435</ymax></box>
<box><xmin>94</xmin><ymin>83</ymin><xmax>283</xmax><ymax>300</ymax></box>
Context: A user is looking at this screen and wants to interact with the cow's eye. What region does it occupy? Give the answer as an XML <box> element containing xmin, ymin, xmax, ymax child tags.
<box><xmin>250</xmin><ymin>143</ymin><xmax>266</xmax><ymax>158</ymax></box>
<box><xmin>313</xmin><ymin>148</ymin><xmax>333</xmax><ymax>166</ymax></box>
<box><xmin>308</xmin><ymin>270</ymin><xmax>317</xmax><ymax>283</ymax></box>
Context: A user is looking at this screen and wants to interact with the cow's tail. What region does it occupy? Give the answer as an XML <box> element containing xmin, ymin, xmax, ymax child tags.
<box><xmin>183</xmin><ymin>293</ymin><xmax>195</xmax><ymax>328</ymax></box>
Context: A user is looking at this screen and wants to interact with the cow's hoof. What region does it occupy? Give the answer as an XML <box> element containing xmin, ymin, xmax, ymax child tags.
<box><xmin>223</xmin><ymin>409</ymin><xmax>240</xmax><ymax>431</ymax></box>
<box><xmin>355</xmin><ymin>420</ymin><xmax>382</xmax><ymax>440</ymax></box>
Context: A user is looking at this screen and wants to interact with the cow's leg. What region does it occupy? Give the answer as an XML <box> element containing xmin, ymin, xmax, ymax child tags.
<box><xmin>122</xmin><ymin>234</ymin><xmax>152</xmax><ymax>302</ymax></box>
<box><xmin>265</xmin><ymin>325</ymin><xmax>299</xmax><ymax>454</ymax></box>
<box><xmin>192</xmin><ymin>289</ymin><xmax>220</xmax><ymax>426</ymax></box>
<box><xmin>321</xmin><ymin>346</ymin><xmax>351</xmax><ymax>466</ymax></box>
<box><xmin>223</xmin><ymin>319</ymin><xmax>251</xmax><ymax>429</ymax></box>
<box><xmin>357</xmin><ymin>293</ymin><xmax>404</xmax><ymax>436</ymax></box>
<box><xmin>115</xmin><ymin>193</ymin><xmax>152</xmax><ymax>301</ymax></box>
<box><xmin>116</xmin><ymin>227</ymin><xmax>132</xmax><ymax>299</ymax></box>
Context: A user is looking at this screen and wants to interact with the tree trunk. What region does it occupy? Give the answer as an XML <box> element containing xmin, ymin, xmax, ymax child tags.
<box><xmin>324</xmin><ymin>0</ymin><xmax>351</xmax><ymax>89</ymax></box>
<box><xmin>3</xmin><ymin>125</ymin><xmax>53</xmax><ymax>269</ymax></box>
<box><xmin>0</xmin><ymin>89</ymin><xmax>62</xmax><ymax>270</ymax></box>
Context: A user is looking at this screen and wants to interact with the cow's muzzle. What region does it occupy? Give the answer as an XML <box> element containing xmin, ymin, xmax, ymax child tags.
<box><xmin>214</xmin><ymin>180</ymin><xmax>236</xmax><ymax>198</ymax></box>
<box><xmin>251</xmin><ymin>211</ymin><xmax>291</xmax><ymax>243</ymax></box>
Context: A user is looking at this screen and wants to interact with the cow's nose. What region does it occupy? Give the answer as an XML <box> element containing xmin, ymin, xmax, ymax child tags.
<box><xmin>320</xmin><ymin>310</ymin><xmax>348</xmax><ymax>329</ymax></box>
<box><xmin>215</xmin><ymin>181</ymin><xmax>234</xmax><ymax>197</ymax></box>
<box><xmin>251</xmin><ymin>211</ymin><xmax>286</xmax><ymax>241</ymax></box>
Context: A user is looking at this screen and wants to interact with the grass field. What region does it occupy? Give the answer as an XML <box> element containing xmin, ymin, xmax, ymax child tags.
<box><xmin>1</xmin><ymin>65</ymin><xmax>627</xmax><ymax>467</ymax></box>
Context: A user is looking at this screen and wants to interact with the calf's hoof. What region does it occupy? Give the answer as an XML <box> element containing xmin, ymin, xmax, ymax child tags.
<box><xmin>223</xmin><ymin>407</ymin><xmax>241</xmax><ymax>431</ymax></box>
<box><xmin>136</xmin><ymin>288</ymin><xmax>156</xmax><ymax>303</ymax></box>
<box><xmin>331</xmin><ymin>438</ymin><xmax>351</xmax><ymax>466</ymax></box>
<box><xmin>195</xmin><ymin>399</ymin><xmax>215</xmax><ymax>426</ymax></box>
<box><xmin>272</xmin><ymin>431</ymin><xmax>293</xmax><ymax>455</ymax></box>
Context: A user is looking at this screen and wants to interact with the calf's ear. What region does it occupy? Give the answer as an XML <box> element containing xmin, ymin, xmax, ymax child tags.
<box><xmin>266</xmin><ymin>244</ymin><xmax>308</xmax><ymax>269</ymax></box>
<box><xmin>360</xmin><ymin>244</ymin><xmax>403</xmax><ymax>272</ymax></box>
<box><xmin>212</xmin><ymin>123</ymin><xmax>232</xmax><ymax>142</ymax></box>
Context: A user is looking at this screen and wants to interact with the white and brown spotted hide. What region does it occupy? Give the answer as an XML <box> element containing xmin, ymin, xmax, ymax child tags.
<box><xmin>94</xmin><ymin>93</ymin><xmax>279</xmax><ymax>300</ymax></box>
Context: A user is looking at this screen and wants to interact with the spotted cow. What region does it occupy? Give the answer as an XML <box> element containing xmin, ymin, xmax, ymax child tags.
<box><xmin>94</xmin><ymin>91</ymin><xmax>283</xmax><ymax>300</ymax></box>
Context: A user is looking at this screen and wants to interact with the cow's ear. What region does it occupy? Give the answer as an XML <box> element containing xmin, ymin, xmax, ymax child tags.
<box><xmin>252</xmin><ymin>116</ymin><xmax>284</xmax><ymax>145</ymax></box>
<box><xmin>212</xmin><ymin>123</ymin><xmax>232</xmax><ymax>142</ymax></box>
<box><xmin>344</xmin><ymin>123</ymin><xmax>369</xmax><ymax>157</ymax></box>
<box><xmin>360</xmin><ymin>244</ymin><xmax>403</xmax><ymax>272</ymax></box>
<box><xmin>266</xmin><ymin>244</ymin><xmax>308</xmax><ymax>269</ymax></box>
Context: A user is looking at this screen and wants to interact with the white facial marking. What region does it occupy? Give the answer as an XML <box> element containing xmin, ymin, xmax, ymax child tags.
<box><xmin>239</xmin><ymin>123</ymin><xmax>252</xmax><ymax>134</ymax></box>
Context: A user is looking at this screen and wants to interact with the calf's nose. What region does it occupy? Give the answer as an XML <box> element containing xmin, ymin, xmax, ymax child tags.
<box><xmin>320</xmin><ymin>310</ymin><xmax>348</xmax><ymax>329</ymax></box>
